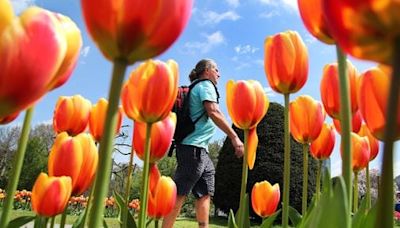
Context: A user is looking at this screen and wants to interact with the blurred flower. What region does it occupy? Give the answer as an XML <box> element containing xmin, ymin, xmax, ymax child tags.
<box><xmin>333</xmin><ymin>110</ymin><xmax>362</xmax><ymax>134</ymax></box>
<box><xmin>358</xmin><ymin>124</ymin><xmax>380</xmax><ymax>162</ymax></box>
<box><xmin>320</xmin><ymin>61</ymin><xmax>359</xmax><ymax>119</ymax></box>
<box><xmin>310</xmin><ymin>123</ymin><xmax>336</xmax><ymax>160</ymax></box>
<box><xmin>289</xmin><ymin>95</ymin><xmax>325</xmax><ymax>144</ymax></box>
<box><xmin>81</xmin><ymin>0</ymin><xmax>192</xmax><ymax>64</ymax></box>
<box><xmin>0</xmin><ymin>111</ymin><xmax>19</xmax><ymax>125</ymax></box>
<box><xmin>264</xmin><ymin>30</ymin><xmax>308</xmax><ymax>94</ymax></box>
<box><xmin>133</xmin><ymin>112</ymin><xmax>176</xmax><ymax>163</ymax></box>
<box><xmin>342</xmin><ymin>133</ymin><xmax>370</xmax><ymax>172</ymax></box>
<box><xmin>89</xmin><ymin>98</ymin><xmax>123</xmax><ymax>142</ymax></box>
<box><xmin>121</xmin><ymin>59</ymin><xmax>178</xmax><ymax>123</ymax></box>
<box><xmin>226</xmin><ymin>80</ymin><xmax>269</xmax><ymax>169</ymax></box>
<box><xmin>53</xmin><ymin>95</ymin><xmax>91</xmax><ymax>135</ymax></box>
<box><xmin>48</xmin><ymin>132</ymin><xmax>98</xmax><ymax>195</ymax></box>
<box><xmin>31</xmin><ymin>173</ymin><xmax>72</xmax><ymax>217</ymax></box>
<box><xmin>251</xmin><ymin>180</ymin><xmax>280</xmax><ymax>218</ymax></box>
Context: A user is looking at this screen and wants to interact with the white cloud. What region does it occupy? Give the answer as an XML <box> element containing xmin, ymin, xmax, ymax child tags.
<box><xmin>258</xmin><ymin>0</ymin><xmax>298</xmax><ymax>12</ymax></box>
<box><xmin>304</xmin><ymin>34</ymin><xmax>317</xmax><ymax>45</ymax></box>
<box><xmin>199</xmin><ymin>10</ymin><xmax>240</xmax><ymax>25</ymax></box>
<box><xmin>225</xmin><ymin>0</ymin><xmax>240</xmax><ymax>8</ymax></box>
<box><xmin>331</xmin><ymin>159</ymin><xmax>342</xmax><ymax>177</ymax></box>
<box><xmin>234</xmin><ymin>45</ymin><xmax>259</xmax><ymax>55</ymax></box>
<box><xmin>182</xmin><ymin>31</ymin><xmax>225</xmax><ymax>54</ymax></box>
<box><xmin>11</xmin><ymin>0</ymin><xmax>36</xmax><ymax>14</ymax></box>
<box><xmin>264</xmin><ymin>87</ymin><xmax>275</xmax><ymax>97</ymax></box>
<box><xmin>259</xmin><ymin>10</ymin><xmax>279</xmax><ymax>18</ymax></box>
<box><xmin>80</xmin><ymin>46</ymin><xmax>90</xmax><ymax>58</ymax></box>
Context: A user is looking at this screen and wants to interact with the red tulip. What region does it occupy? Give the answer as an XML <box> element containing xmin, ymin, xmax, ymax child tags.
<box><xmin>31</xmin><ymin>173</ymin><xmax>72</xmax><ymax>217</ymax></box>
<box><xmin>81</xmin><ymin>0</ymin><xmax>192</xmax><ymax>63</ymax></box>
<box><xmin>48</xmin><ymin>132</ymin><xmax>98</xmax><ymax>195</ymax></box>
<box><xmin>310</xmin><ymin>123</ymin><xmax>335</xmax><ymax>160</ymax></box>
<box><xmin>290</xmin><ymin>95</ymin><xmax>325</xmax><ymax>144</ymax></box>
<box><xmin>0</xmin><ymin>0</ymin><xmax>14</xmax><ymax>34</ymax></box>
<box><xmin>323</xmin><ymin>0</ymin><xmax>400</xmax><ymax>65</ymax></box>
<box><xmin>133</xmin><ymin>112</ymin><xmax>176</xmax><ymax>163</ymax></box>
<box><xmin>264</xmin><ymin>30</ymin><xmax>308</xmax><ymax>94</ymax></box>
<box><xmin>89</xmin><ymin>98</ymin><xmax>123</xmax><ymax>142</ymax></box>
<box><xmin>358</xmin><ymin>124</ymin><xmax>379</xmax><ymax>161</ymax></box>
<box><xmin>251</xmin><ymin>181</ymin><xmax>280</xmax><ymax>218</ymax></box>
<box><xmin>226</xmin><ymin>80</ymin><xmax>269</xmax><ymax>169</ymax></box>
<box><xmin>0</xmin><ymin>7</ymin><xmax>81</xmax><ymax>118</ymax></box>
<box><xmin>358</xmin><ymin>66</ymin><xmax>400</xmax><ymax>141</ymax></box>
<box><xmin>333</xmin><ymin>110</ymin><xmax>362</xmax><ymax>134</ymax></box>
<box><xmin>297</xmin><ymin>0</ymin><xmax>334</xmax><ymax>44</ymax></box>
<box><xmin>121</xmin><ymin>59</ymin><xmax>178</xmax><ymax>123</ymax></box>
<box><xmin>0</xmin><ymin>111</ymin><xmax>18</xmax><ymax>125</ymax></box>
<box><xmin>341</xmin><ymin>133</ymin><xmax>370</xmax><ymax>172</ymax></box>
<box><xmin>53</xmin><ymin>95</ymin><xmax>91</xmax><ymax>136</ymax></box>
<box><xmin>320</xmin><ymin>61</ymin><xmax>359</xmax><ymax>119</ymax></box>
<box><xmin>147</xmin><ymin>164</ymin><xmax>176</xmax><ymax>219</ymax></box>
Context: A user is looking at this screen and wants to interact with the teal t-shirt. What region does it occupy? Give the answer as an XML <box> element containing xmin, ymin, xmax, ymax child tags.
<box><xmin>181</xmin><ymin>80</ymin><xmax>218</xmax><ymax>149</ymax></box>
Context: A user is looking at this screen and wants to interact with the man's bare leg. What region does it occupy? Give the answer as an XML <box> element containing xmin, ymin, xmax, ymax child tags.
<box><xmin>195</xmin><ymin>195</ymin><xmax>210</xmax><ymax>228</ymax></box>
<box><xmin>162</xmin><ymin>195</ymin><xmax>186</xmax><ymax>228</ymax></box>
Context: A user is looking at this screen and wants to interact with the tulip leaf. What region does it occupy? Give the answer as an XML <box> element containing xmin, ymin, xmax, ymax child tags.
<box><xmin>7</xmin><ymin>215</ymin><xmax>36</xmax><ymax>228</ymax></box>
<box><xmin>260</xmin><ymin>209</ymin><xmax>281</xmax><ymax>228</ymax></box>
<box><xmin>352</xmin><ymin>197</ymin><xmax>368</xmax><ymax>228</ymax></box>
<box><xmin>103</xmin><ymin>218</ymin><xmax>109</xmax><ymax>228</ymax></box>
<box><xmin>146</xmin><ymin>218</ymin><xmax>154</xmax><ymax>227</ymax></box>
<box><xmin>360</xmin><ymin>202</ymin><xmax>377</xmax><ymax>228</ymax></box>
<box><xmin>127</xmin><ymin>210</ymin><xmax>137</xmax><ymax>228</ymax></box>
<box><xmin>228</xmin><ymin>209</ymin><xmax>238</xmax><ymax>228</ymax></box>
<box><xmin>113</xmin><ymin>190</ymin><xmax>126</xmax><ymax>222</ymax></box>
<box><xmin>72</xmin><ymin>207</ymin><xmax>87</xmax><ymax>228</ymax></box>
<box><xmin>288</xmin><ymin>206</ymin><xmax>302</xmax><ymax>226</ymax></box>
<box><xmin>243</xmin><ymin>194</ymin><xmax>251</xmax><ymax>228</ymax></box>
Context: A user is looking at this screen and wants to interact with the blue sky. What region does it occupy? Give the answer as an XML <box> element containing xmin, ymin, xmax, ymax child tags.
<box><xmin>7</xmin><ymin>0</ymin><xmax>400</xmax><ymax>177</ymax></box>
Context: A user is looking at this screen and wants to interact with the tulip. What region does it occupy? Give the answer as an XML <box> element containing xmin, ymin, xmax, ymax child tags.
<box><xmin>31</xmin><ymin>173</ymin><xmax>72</xmax><ymax>217</ymax></box>
<box><xmin>147</xmin><ymin>164</ymin><xmax>177</xmax><ymax>219</ymax></box>
<box><xmin>358</xmin><ymin>66</ymin><xmax>400</xmax><ymax>141</ymax></box>
<box><xmin>133</xmin><ymin>112</ymin><xmax>176</xmax><ymax>163</ymax></box>
<box><xmin>0</xmin><ymin>0</ymin><xmax>14</xmax><ymax>34</ymax></box>
<box><xmin>251</xmin><ymin>181</ymin><xmax>280</xmax><ymax>218</ymax></box>
<box><xmin>310</xmin><ymin>123</ymin><xmax>336</xmax><ymax>161</ymax></box>
<box><xmin>264</xmin><ymin>30</ymin><xmax>308</xmax><ymax>95</ymax></box>
<box><xmin>89</xmin><ymin>98</ymin><xmax>123</xmax><ymax>142</ymax></box>
<box><xmin>358</xmin><ymin>124</ymin><xmax>379</xmax><ymax>162</ymax></box>
<box><xmin>289</xmin><ymin>95</ymin><xmax>325</xmax><ymax>144</ymax></box>
<box><xmin>320</xmin><ymin>61</ymin><xmax>359</xmax><ymax>119</ymax></box>
<box><xmin>341</xmin><ymin>133</ymin><xmax>370</xmax><ymax>172</ymax></box>
<box><xmin>297</xmin><ymin>0</ymin><xmax>334</xmax><ymax>44</ymax></box>
<box><xmin>333</xmin><ymin>110</ymin><xmax>362</xmax><ymax>134</ymax></box>
<box><xmin>0</xmin><ymin>7</ymin><xmax>81</xmax><ymax>118</ymax></box>
<box><xmin>48</xmin><ymin>132</ymin><xmax>98</xmax><ymax>196</ymax></box>
<box><xmin>81</xmin><ymin>0</ymin><xmax>192</xmax><ymax>64</ymax></box>
<box><xmin>0</xmin><ymin>111</ymin><xmax>18</xmax><ymax>125</ymax></box>
<box><xmin>121</xmin><ymin>59</ymin><xmax>178</xmax><ymax>123</ymax></box>
<box><xmin>53</xmin><ymin>95</ymin><xmax>92</xmax><ymax>136</ymax></box>
<box><xmin>322</xmin><ymin>0</ymin><xmax>400</xmax><ymax>65</ymax></box>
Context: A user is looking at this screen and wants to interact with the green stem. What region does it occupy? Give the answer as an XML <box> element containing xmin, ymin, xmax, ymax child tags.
<box><xmin>366</xmin><ymin>163</ymin><xmax>371</xmax><ymax>210</ymax></box>
<box><xmin>34</xmin><ymin>216</ymin><xmax>47</xmax><ymax>228</ymax></box>
<box><xmin>155</xmin><ymin>219</ymin><xmax>159</xmax><ymax>228</ymax></box>
<box><xmin>375</xmin><ymin>40</ymin><xmax>400</xmax><ymax>228</ymax></box>
<box><xmin>282</xmin><ymin>93</ymin><xmax>291</xmax><ymax>228</ymax></box>
<box><xmin>237</xmin><ymin>129</ymin><xmax>249</xmax><ymax>227</ymax></box>
<box><xmin>336</xmin><ymin>46</ymin><xmax>352</xmax><ymax>227</ymax></box>
<box><xmin>316</xmin><ymin>160</ymin><xmax>322</xmax><ymax>202</ymax></box>
<box><xmin>302</xmin><ymin>143</ymin><xmax>309</xmax><ymax>216</ymax></box>
<box><xmin>0</xmin><ymin>107</ymin><xmax>34</xmax><ymax>227</ymax></box>
<box><xmin>138</xmin><ymin>123</ymin><xmax>153</xmax><ymax>228</ymax></box>
<box><xmin>50</xmin><ymin>216</ymin><xmax>55</xmax><ymax>228</ymax></box>
<box><xmin>122</xmin><ymin>143</ymin><xmax>135</xmax><ymax>228</ymax></box>
<box><xmin>88</xmin><ymin>59</ymin><xmax>128</xmax><ymax>228</ymax></box>
<box><xmin>60</xmin><ymin>208</ymin><xmax>67</xmax><ymax>228</ymax></box>
<box><xmin>353</xmin><ymin>171</ymin><xmax>358</xmax><ymax>213</ymax></box>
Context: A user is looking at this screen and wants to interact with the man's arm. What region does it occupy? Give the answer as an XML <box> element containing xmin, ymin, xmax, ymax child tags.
<box><xmin>204</xmin><ymin>101</ymin><xmax>244</xmax><ymax>157</ymax></box>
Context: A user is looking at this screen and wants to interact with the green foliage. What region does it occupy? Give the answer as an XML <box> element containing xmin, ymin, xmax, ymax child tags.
<box><xmin>214</xmin><ymin>102</ymin><xmax>318</xmax><ymax>223</ymax></box>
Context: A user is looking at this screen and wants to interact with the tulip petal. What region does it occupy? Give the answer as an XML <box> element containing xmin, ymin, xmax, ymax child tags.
<box><xmin>247</xmin><ymin>127</ymin><xmax>258</xmax><ymax>170</ymax></box>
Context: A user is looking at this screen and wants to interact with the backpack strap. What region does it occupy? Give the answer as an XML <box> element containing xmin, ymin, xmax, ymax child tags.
<box><xmin>188</xmin><ymin>79</ymin><xmax>219</xmax><ymax>124</ymax></box>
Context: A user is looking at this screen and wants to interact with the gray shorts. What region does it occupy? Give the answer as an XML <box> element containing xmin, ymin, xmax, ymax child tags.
<box><xmin>174</xmin><ymin>144</ymin><xmax>215</xmax><ymax>199</ymax></box>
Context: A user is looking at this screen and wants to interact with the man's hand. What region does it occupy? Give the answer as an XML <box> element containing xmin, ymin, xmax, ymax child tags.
<box><xmin>231</xmin><ymin>137</ymin><xmax>244</xmax><ymax>158</ymax></box>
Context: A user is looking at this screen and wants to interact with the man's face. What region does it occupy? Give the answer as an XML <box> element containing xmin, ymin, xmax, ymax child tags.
<box><xmin>206</xmin><ymin>63</ymin><xmax>220</xmax><ymax>85</ymax></box>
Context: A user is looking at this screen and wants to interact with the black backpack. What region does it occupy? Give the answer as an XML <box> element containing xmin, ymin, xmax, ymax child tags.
<box><xmin>168</xmin><ymin>79</ymin><xmax>219</xmax><ymax>156</ymax></box>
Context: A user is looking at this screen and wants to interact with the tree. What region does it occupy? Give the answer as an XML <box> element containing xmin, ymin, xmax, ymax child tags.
<box><xmin>0</xmin><ymin>126</ymin><xmax>20</xmax><ymax>188</ymax></box>
<box><xmin>214</xmin><ymin>102</ymin><xmax>318</xmax><ymax>220</ymax></box>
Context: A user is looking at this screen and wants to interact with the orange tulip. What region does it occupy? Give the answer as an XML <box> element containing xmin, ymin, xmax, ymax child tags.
<box><xmin>226</xmin><ymin>80</ymin><xmax>269</xmax><ymax>169</ymax></box>
<box><xmin>0</xmin><ymin>111</ymin><xmax>18</xmax><ymax>125</ymax></box>
<box><xmin>358</xmin><ymin>124</ymin><xmax>379</xmax><ymax>161</ymax></box>
<box><xmin>251</xmin><ymin>180</ymin><xmax>280</xmax><ymax>218</ymax></box>
<box><xmin>289</xmin><ymin>95</ymin><xmax>325</xmax><ymax>144</ymax></box>
<box><xmin>358</xmin><ymin>66</ymin><xmax>400</xmax><ymax>141</ymax></box>
<box><xmin>0</xmin><ymin>7</ymin><xmax>81</xmax><ymax>118</ymax></box>
<box><xmin>310</xmin><ymin>123</ymin><xmax>335</xmax><ymax>160</ymax></box>
<box><xmin>53</xmin><ymin>95</ymin><xmax>91</xmax><ymax>135</ymax></box>
<box><xmin>342</xmin><ymin>133</ymin><xmax>370</xmax><ymax>172</ymax></box>
<box><xmin>31</xmin><ymin>173</ymin><xmax>72</xmax><ymax>217</ymax></box>
<box><xmin>134</xmin><ymin>112</ymin><xmax>176</xmax><ymax>163</ymax></box>
<box><xmin>121</xmin><ymin>59</ymin><xmax>178</xmax><ymax>123</ymax></box>
<box><xmin>322</xmin><ymin>0</ymin><xmax>400</xmax><ymax>65</ymax></box>
<box><xmin>147</xmin><ymin>164</ymin><xmax>177</xmax><ymax>219</ymax></box>
<box><xmin>320</xmin><ymin>61</ymin><xmax>359</xmax><ymax>119</ymax></box>
<box><xmin>48</xmin><ymin>132</ymin><xmax>98</xmax><ymax>196</ymax></box>
<box><xmin>89</xmin><ymin>98</ymin><xmax>123</xmax><ymax>142</ymax></box>
<box><xmin>81</xmin><ymin>0</ymin><xmax>192</xmax><ymax>63</ymax></box>
<box><xmin>298</xmin><ymin>0</ymin><xmax>334</xmax><ymax>44</ymax></box>
<box><xmin>333</xmin><ymin>110</ymin><xmax>362</xmax><ymax>134</ymax></box>
<box><xmin>264</xmin><ymin>30</ymin><xmax>308</xmax><ymax>94</ymax></box>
